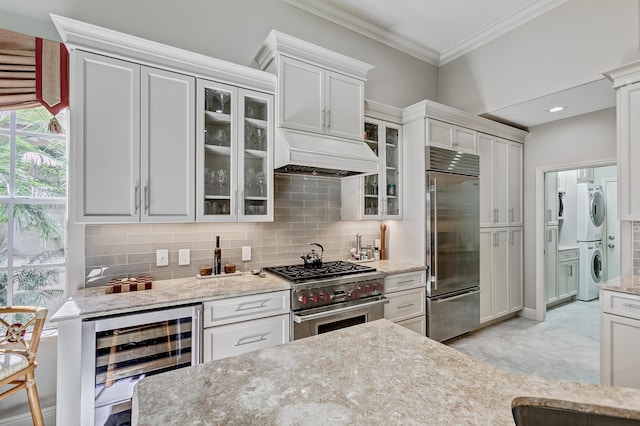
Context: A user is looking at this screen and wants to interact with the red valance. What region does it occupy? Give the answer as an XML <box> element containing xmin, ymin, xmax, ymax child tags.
<box><xmin>0</xmin><ymin>28</ymin><xmax>69</xmax><ymax>133</ymax></box>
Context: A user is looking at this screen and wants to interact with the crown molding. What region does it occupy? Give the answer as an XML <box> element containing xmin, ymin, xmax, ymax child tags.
<box><xmin>440</xmin><ymin>0</ymin><xmax>568</xmax><ymax>65</ymax></box>
<box><xmin>283</xmin><ymin>0</ymin><xmax>567</xmax><ymax>67</ymax></box>
<box><xmin>603</xmin><ymin>59</ymin><xmax>640</xmax><ymax>89</ymax></box>
<box><xmin>50</xmin><ymin>14</ymin><xmax>276</xmax><ymax>93</ymax></box>
<box><xmin>282</xmin><ymin>0</ymin><xmax>440</xmax><ymax>66</ymax></box>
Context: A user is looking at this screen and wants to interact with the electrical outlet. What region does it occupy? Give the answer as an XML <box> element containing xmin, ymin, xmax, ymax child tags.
<box><xmin>242</xmin><ymin>246</ymin><xmax>251</xmax><ymax>261</ymax></box>
<box><xmin>178</xmin><ymin>249</ymin><xmax>190</xmax><ymax>266</ymax></box>
<box><xmin>156</xmin><ymin>249</ymin><xmax>169</xmax><ymax>266</ymax></box>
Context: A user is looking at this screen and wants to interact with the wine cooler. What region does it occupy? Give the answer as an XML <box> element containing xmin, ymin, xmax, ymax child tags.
<box><xmin>81</xmin><ymin>304</ymin><xmax>202</xmax><ymax>425</ymax></box>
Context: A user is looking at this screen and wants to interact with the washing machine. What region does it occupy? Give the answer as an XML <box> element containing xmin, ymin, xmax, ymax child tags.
<box><xmin>576</xmin><ymin>183</ymin><xmax>605</xmax><ymax>242</ymax></box>
<box><xmin>577</xmin><ymin>241</ymin><xmax>603</xmax><ymax>301</ymax></box>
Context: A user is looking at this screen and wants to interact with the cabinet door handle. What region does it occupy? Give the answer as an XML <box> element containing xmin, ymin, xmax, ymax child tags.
<box><xmin>493</xmin><ymin>208</ymin><xmax>498</xmax><ymax>223</ymax></box>
<box><xmin>327</xmin><ymin>109</ymin><xmax>331</xmax><ymax>129</ymax></box>
<box><xmin>235</xmin><ymin>333</ymin><xmax>269</xmax><ymax>347</ymax></box>
<box><xmin>134</xmin><ymin>185</ymin><xmax>139</xmax><ymax>214</ymax></box>
<box><xmin>569</xmin><ymin>265</ymin><xmax>573</xmax><ymax>277</ymax></box>
<box><xmin>322</xmin><ymin>109</ymin><xmax>326</xmax><ymax>130</ymax></box>
<box><xmin>493</xmin><ymin>232</ymin><xmax>499</xmax><ymax>247</ymax></box>
<box><xmin>235</xmin><ymin>190</ymin><xmax>238</xmax><ymax>214</ymax></box>
<box><xmin>397</xmin><ymin>280</ymin><xmax>414</xmax><ymax>285</ymax></box>
<box><xmin>240</xmin><ymin>190</ymin><xmax>244</xmax><ymax>215</ymax></box>
<box><xmin>510</xmin><ymin>208</ymin><xmax>515</xmax><ymax>223</ymax></box>
<box><xmin>509</xmin><ymin>231</ymin><xmax>514</xmax><ymax>245</ymax></box>
<box><xmin>548</xmin><ymin>230</ymin><xmax>553</xmax><ymax>243</ymax></box>
<box><xmin>622</xmin><ymin>303</ymin><xmax>640</xmax><ymax>310</ymax></box>
<box><xmin>144</xmin><ymin>184</ymin><xmax>149</xmax><ymax>214</ymax></box>
<box><xmin>235</xmin><ymin>300</ymin><xmax>269</xmax><ymax>311</ymax></box>
<box><xmin>397</xmin><ymin>303</ymin><xmax>415</xmax><ymax>309</ymax></box>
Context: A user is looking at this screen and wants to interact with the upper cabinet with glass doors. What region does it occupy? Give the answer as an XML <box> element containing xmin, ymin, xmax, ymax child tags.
<box><xmin>342</xmin><ymin>116</ymin><xmax>402</xmax><ymax>220</ymax></box>
<box><xmin>196</xmin><ymin>80</ymin><xmax>273</xmax><ymax>222</ymax></box>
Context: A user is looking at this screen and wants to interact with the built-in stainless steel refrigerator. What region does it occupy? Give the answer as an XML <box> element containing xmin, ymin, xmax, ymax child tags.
<box><xmin>425</xmin><ymin>146</ymin><xmax>480</xmax><ymax>342</ymax></box>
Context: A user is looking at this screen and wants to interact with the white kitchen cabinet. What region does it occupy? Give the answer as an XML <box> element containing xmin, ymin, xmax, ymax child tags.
<box><xmin>196</xmin><ymin>80</ymin><xmax>274</xmax><ymax>222</ymax></box>
<box><xmin>383</xmin><ymin>270</ymin><xmax>426</xmax><ymax>334</ymax></box>
<box><xmin>545</xmin><ymin>227</ymin><xmax>559</xmax><ymax>305</ymax></box>
<box><xmin>557</xmin><ymin>248</ymin><xmax>579</xmax><ymax>300</ymax></box>
<box><xmin>600</xmin><ymin>289</ymin><xmax>640</xmax><ymax>389</ymax></box>
<box><xmin>479</xmin><ymin>133</ymin><xmax>522</xmax><ymax>228</ymax></box>
<box><xmin>545</xmin><ymin>172</ymin><xmax>559</xmax><ymax>226</ymax></box>
<box><xmin>342</xmin><ymin>117</ymin><xmax>402</xmax><ymax>220</ymax></box>
<box><xmin>427</xmin><ymin>119</ymin><xmax>477</xmax><ymax>154</ymax></box>
<box><xmin>277</xmin><ymin>56</ymin><xmax>364</xmax><ymax>141</ymax></box>
<box><xmin>72</xmin><ymin>51</ymin><xmax>195</xmax><ymax>223</ymax></box>
<box><xmin>202</xmin><ymin>290</ymin><xmax>290</xmax><ymax>362</ymax></box>
<box><xmin>480</xmin><ymin>227</ymin><xmax>523</xmax><ymax>323</ymax></box>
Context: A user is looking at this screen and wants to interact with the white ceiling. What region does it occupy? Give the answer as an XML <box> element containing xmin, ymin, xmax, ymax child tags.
<box><xmin>284</xmin><ymin>0</ymin><xmax>616</xmax><ymax>129</ymax></box>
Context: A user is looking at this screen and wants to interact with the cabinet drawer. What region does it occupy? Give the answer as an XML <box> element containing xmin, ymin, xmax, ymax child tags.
<box><xmin>558</xmin><ymin>249</ymin><xmax>578</xmax><ymax>261</ymax></box>
<box><xmin>384</xmin><ymin>271</ymin><xmax>426</xmax><ymax>292</ymax></box>
<box><xmin>384</xmin><ymin>287</ymin><xmax>426</xmax><ymax>322</ymax></box>
<box><xmin>602</xmin><ymin>290</ymin><xmax>640</xmax><ymax>320</ymax></box>
<box><xmin>203</xmin><ymin>314</ymin><xmax>289</xmax><ymax>362</ymax></box>
<box><xmin>203</xmin><ymin>290</ymin><xmax>290</xmax><ymax>327</ymax></box>
<box><xmin>396</xmin><ymin>315</ymin><xmax>426</xmax><ymax>335</ymax></box>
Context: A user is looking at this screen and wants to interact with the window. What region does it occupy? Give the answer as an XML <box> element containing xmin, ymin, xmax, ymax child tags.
<box><xmin>0</xmin><ymin>107</ymin><xmax>67</xmax><ymax>319</ymax></box>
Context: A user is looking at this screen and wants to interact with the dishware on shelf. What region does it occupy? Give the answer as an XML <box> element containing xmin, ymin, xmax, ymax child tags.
<box><xmin>256</xmin><ymin>171</ymin><xmax>265</xmax><ymax>197</ymax></box>
<box><xmin>217</xmin><ymin>169</ymin><xmax>228</xmax><ymax>195</ymax></box>
<box><xmin>245</xmin><ymin>125</ymin><xmax>256</xmax><ymax>148</ymax></box>
<box><xmin>216</xmin><ymin>92</ymin><xmax>228</xmax><ymax>114</ymax></box>
<box><xmin>212</xmin><ymin>128</ymin><xmax>227</xmax><ymax>146</ymax></box>
<box><xmin>255</xmin><ymin>128</ymin><xmax>266</xmax><ymax>150</ymax></box>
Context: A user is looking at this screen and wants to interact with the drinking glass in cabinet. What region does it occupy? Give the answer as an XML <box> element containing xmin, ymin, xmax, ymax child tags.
<box><xmin>386</xmin><ymin>128</ymin><xmax>398</xmax><ymax>145</ymax></box>
<box><xmin>205</xmin><ymin>89</ymin><xmax>231</xmax><ymax>114</ymax></box>
<box><xmin>366</xmin><ymin>200</ymin><xmax>378</xmax><ymax>215</ymax></box>
<box><xmin>386</xmin><ymin>146</ymin><xmax>397</xmax><ymax>167</ymax></box>
<box><xmin>364</xmin><ymin>123</ymin><xmax>378</xmax><ymax>141</ymax></box>
<box><xmin>255</xmin><ymin>128</ymin><xmax>266</xmax><ymax>151</ymax></box>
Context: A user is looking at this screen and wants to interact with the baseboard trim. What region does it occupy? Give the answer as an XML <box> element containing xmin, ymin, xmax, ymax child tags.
<box><xmin>0</xmin><ymin>406</ymin><xmax>56</xmax><ymax>426</ymax></box>
<box><xmin>519</xmin><ymin>307</ymin><xmax>538</xmax><ymax>321</ymax></box>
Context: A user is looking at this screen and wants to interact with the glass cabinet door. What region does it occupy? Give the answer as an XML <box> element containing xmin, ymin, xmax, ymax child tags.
<box><xmin>384</xmin><ymin>124</ymin><xmax>400</xmax><ymax>217</ymax></box>
<box><xmin>197</xmin><ymin>80</ymin><xmax>237</xmax><ymax>221</ymax></box>
<box><xmin>239</xmin><ymin>89</ymin><xmax>273</xmax><ymax>221</ymax></box>
<box><xmin>363</xmin><ymin>120</ymin><xmax>381</xmax><ymax>218</ymax></box>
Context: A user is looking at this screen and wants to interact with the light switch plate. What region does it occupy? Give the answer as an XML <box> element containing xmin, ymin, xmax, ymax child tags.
<box><xmin>178</xmin><ymin>249</ymin><xmax>190</xmax><ymax>266</ymax></box>
<box><xmin>156</xmin><ymin>249</ymin><xmax>169</xmax><ymax>266</ymax></box>
<box><xmin>242</xmin><ymin>246</ymin><xmax>251</xmax><ymax>261</ymax></box>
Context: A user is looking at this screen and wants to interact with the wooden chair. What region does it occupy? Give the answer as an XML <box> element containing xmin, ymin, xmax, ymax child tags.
<box><xmin>0</xmin><ymin>306</ymin><xmax>48</xmax><ymax>426</ymax></box>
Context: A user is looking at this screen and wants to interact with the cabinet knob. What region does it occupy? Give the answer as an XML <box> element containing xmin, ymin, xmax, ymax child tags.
<box><xmin>608</xmin><ymin>243</ymin><xmax>615</xmax><ymax>248</ymax></box>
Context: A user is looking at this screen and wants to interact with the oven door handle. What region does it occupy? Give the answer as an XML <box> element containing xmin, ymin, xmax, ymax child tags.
<box><xmin>292</xmin><ymin>297</ymin><xmax>389</xmax><ymax>323</ymax></box>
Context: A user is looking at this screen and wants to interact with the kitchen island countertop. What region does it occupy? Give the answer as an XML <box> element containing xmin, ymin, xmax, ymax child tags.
<box><xmin>50</xmin><ymin>273</ymin><xmax>290</xmax><ymax>322</ymax></box>
<box><xmin>598</xmin><ymin>275</ymin><xmax>640</xmax><ymax>296</ymax></box>
<box><xmin>132</xmin><ymin>319</ymin><xmax>640</xmax><ymax>425</ymax></box>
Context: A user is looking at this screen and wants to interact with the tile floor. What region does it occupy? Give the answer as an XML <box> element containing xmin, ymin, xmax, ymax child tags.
<box><xmin>447</xmin><ymin>299</ymin><xmax>600</xmax><ymax>384</ymax></box>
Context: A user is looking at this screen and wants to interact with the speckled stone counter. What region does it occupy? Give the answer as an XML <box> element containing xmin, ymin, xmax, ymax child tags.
<box><xmin>598</xmin><ymin>276</ymin><xmax>640</xmax><ymax>296</ymax></box>
<box><xmin>51</xmin><ymin>273</ymin><xmax>290</xmax><ymax>321</ymax></box>
<box><xmin>354</xmin><ymin>259</ymin><xmax>426</xmax><ymax>274</ymax></box>
<box><xmin>132</xmin><ymin>320</ymin><xmax>640</xmax><ymax>425</ymax></box>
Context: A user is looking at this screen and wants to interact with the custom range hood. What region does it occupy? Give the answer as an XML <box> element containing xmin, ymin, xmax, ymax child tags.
<box><xmin>255</xmin><ymin>30</ymin><xmax>377</xmax><ymax>177</ymax></box>
<box><xmin>273</xmin><ymin>128</ymin><xmax>379</xmax><ymax>177</ymax></box>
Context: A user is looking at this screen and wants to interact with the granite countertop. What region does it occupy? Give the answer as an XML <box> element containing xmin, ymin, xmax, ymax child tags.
<box><xmin>598</xmin><ymin>275</ymin><xmax>640</xmax><ymax>296</ymax></box>
<box><xmin>132</xmin><ymin>320</ymin><xmax>640</xmax><ymax>425</ymax></box>
<box><xmin>50</xmin><ymin>273</ymin><xmax>290</xmax><ymax>322</ymax></box>
<box><xmin>353</xmin><ymin>259</ymin><xmax>427</xmax><ymax>274</ymax></box>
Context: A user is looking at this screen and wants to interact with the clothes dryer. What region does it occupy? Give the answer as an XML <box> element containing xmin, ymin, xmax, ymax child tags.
<box><xmin>577</xmin><ymin>240</ymin><xmax>603</xmax><ymax>301</ymax></box>
<box><xmin>576</xmin><ymin>183</ymin><xmax>605</xmax><ymax>242</ymax></box>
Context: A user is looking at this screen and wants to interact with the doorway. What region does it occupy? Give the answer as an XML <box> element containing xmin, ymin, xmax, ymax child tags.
<box><xmin>543</xmin><ymin>165</ymin><xmax>619</xmax><ymax>313</ymax></box>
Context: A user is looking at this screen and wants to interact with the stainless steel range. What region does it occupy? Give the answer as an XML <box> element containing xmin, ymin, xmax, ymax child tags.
<box><xmin>264</xmin><ymin>261</ymin><xmax>387</xmax><ymax>340</ymax></box>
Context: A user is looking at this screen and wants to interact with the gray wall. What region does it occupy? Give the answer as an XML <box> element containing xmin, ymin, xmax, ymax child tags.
<box><xmin>523</xmin><ymin>108</ymin><xmax>616</xmax><ymax>310</ymax></box>
<box><xmin>0</xmin><ymin>0</ymin><xmax>438</xmax><ymax>108</ymax></box>
<box><xmin>438</xmin><ymin>0</ymin><xmax>640</xmax><ymax>115</ymax></box>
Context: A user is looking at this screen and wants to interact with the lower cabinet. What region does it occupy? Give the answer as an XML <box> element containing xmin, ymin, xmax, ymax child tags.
<box><xmin>480</xmin><ymin>227</ymin><xmax>523</xmax><ymax>324</ymax></box>
<box><xmin>557</xmin><ymin>248</ymin><xmax>579</xmax><ymax>301</ymax></box>
<box><xmin>202</xmin><ymin>290</ymin><xmax>290</xmax><ymax>362</ymax></box>
<box><xmin>545</xmin><ymin>227</ymin><xmax>559</xmax><ymax>306</ymax></box>
<box><xmin>383</xmin><ymin>270</ymin><xmax>426</xmax><ymax>334</ymax></box>
<box><xmin>600</xmin><ymin>289</ymin><xmax>640</xmax><ymax>389</ymax></box>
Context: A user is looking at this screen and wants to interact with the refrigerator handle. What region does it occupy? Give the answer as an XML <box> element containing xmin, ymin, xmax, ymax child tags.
<box><xmin>432</xmin><ymin>177</ymin><xmax>438</xmax><ymax>285</ymax></box>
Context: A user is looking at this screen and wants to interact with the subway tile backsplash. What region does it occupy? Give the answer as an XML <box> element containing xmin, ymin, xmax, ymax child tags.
<box><xmin>84</xmin><ymin>175</ymin><xmax>381</xmax><ymax>286</ymax></box>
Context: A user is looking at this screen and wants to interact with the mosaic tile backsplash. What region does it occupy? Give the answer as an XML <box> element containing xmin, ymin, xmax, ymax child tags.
<box><xmin>85</xmin><ymin>175</ymin><xmax>381</xmax><ymax>287</ymax></box>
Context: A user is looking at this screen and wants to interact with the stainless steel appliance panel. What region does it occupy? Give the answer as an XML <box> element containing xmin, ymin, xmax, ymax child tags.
<box><xmin>427</xmin><ymin>288</ymin><xmax>480</xmax><ymax>342</ymax></box>
<box><xmin>426</xmin><ymin>171</ymin><xmax>480</xmax><ymax>297</ymax></box>
<box><xmin>292</xmin><ymin>296</ymin><xmax>386</xmax><ymax>340</ymax></box>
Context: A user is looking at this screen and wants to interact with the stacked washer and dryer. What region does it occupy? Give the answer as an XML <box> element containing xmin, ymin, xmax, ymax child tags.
<box><xmin>576</xmin><ymin>183</ymin><xmax>605</xmax><ymax>301</ymax></box>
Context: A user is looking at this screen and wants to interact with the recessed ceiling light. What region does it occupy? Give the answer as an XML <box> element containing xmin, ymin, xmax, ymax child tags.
<box><xmin>548</xmin><ymin>106</ymin><xmax>566</xmax><ymax>113</ymax></box>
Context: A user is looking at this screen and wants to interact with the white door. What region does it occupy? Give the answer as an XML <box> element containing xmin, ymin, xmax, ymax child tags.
<box><xmin>604</xmin><ymin>178</ymin><xmax>620</xmax><ymax>280</ymax></box>
<box><xmin>508</xmin><ymin>142</ymin><xmax>523</xmax><ymax>226</ymax></box>
<box><xmin>508</xmin><ymin>228</ymin><xmax>523</xmax><ymax>312</ymax></box>
<box><xmin>278</xmin><ymin>57</ymin><xmax>324</xmax><ymax>134</ymax></box>
<box><xmin>140</xmin><ymin>67</ymin><xmax>195</xmax><ymax>222</ymax></box>
<box><xmin>326</xmin><ymin>70</ymin><xmax>364</xmax><ymax>140</ymax></box>
<box><xmin>74</xmin><ymin>51</ymin><xmax>140</xmax><ymax>222</ymax></box>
